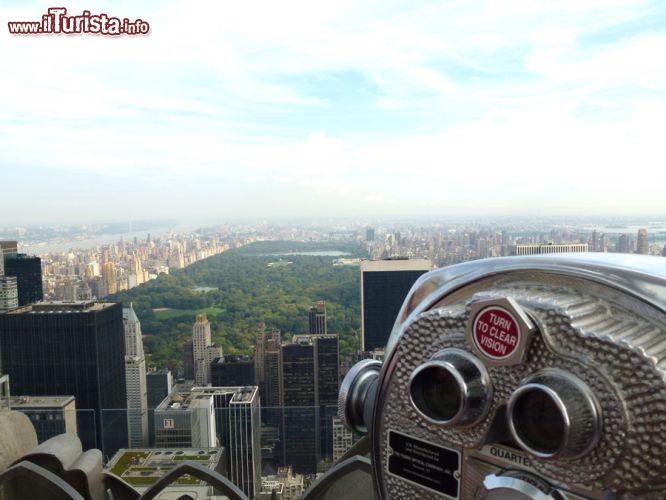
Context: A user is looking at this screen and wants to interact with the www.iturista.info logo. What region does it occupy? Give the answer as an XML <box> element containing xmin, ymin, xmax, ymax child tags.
<box><xmin>8</xmin><ymin>7</ymin><xmax>150</xmax><ymax>35</ymax></box>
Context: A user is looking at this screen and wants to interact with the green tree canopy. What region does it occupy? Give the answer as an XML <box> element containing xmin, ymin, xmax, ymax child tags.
<box><xmin>109</xmin><ymin>240</ymin><xmax>366</xmax><ymax>373</ymax></box>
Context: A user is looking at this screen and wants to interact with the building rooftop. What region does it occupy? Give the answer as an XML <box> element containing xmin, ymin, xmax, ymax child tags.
<box><xmin>212</xmin><ymin>354</ymin><xmax>254</xmax><ymax>364</ymax></box>
<box><xmin>106</xmin><ymin>448</ymin><xmax>223</xmax><ymax>489</ymax></box>
<box><xmin>360</xmin><ymin>258</ymin><xmax>432</xmax><ymax>271</ymax></box>
<box><xmin>259</xmin><ymin>479</ymin><xmax>284</xmax><ymax>495</ymax></box>
<box><xmin>0</xmin><ymin>241</ymin><xmax>18</xmax><ymax>255</ymax></box>
<box><xmin>157</xmin><ymin>385</ymin><xmax>259</xmax><ymax>411</ymax></box>
<box><xmin>230</xmin><ymin>386</ymin><xmax>258</xmax><ymax>404</ymax></box>
<box><xmin>157</xmin><ymin>392</ymin><xmax>212</xmax><ymax>412</ymax></box>
<box><xmin>290</xmin><ymin>334</ymin><xmax>339</xmax><ymax>346</ymax></box>
<box><xmin>10</xmin><ymin>395</ymin><xmax>75</xmax><ymax>408</ymax></box>
<box><xmin>5</xmin><ymin>301</ymin><xmax>118</xmax><ymax>314</ymax></box>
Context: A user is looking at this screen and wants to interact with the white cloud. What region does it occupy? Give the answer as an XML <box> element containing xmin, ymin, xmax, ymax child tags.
<box><xmin>1</xmin><ymin>0</ymin><xmax>665</xmax><ymax>221</ymax></box>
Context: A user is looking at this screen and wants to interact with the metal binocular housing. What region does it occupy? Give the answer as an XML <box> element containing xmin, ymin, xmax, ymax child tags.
<box><xmin>338</xmin><ymin>254</ymin><xmax>666</xmax><ymax>500</ymax></box>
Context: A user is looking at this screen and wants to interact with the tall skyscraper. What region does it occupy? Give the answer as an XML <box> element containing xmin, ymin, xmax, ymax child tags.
<box><xmin>146</xmin><ymin>368</ymin><xmax>173</xmax><ymax>446</ymax></box>
<box><xmin>211</xmin><ymin>356</ymin><xmax>255</xmax><ymax>387</ymax></box>
<box><xmin>360</xmin><ymin>258</ymin><xmax>432</xmax><ymax>352</ymax></box>
<box><xmin>280</xmin><ymin>334</ymin><xmax>339</xmax><ymax>474</ymax></box>
<box><xmin>281</xmin><ymin>339</ymin><xmax>316</xmax><ymax>474</ymax></box>
<box><xmin>123</xmin><ymin>305</ymin><xmax>149</xmax><ymax>447</ymax></box>
<box><xmin>637</xmin><ymin>228</ymin><xmax>649</xmax><ymax>255</ymax></box>
<box><xmin>0</xmin><ymin>240</ymin><xmax>18</xmax><ymax>260</ymax></box>
<box><xmin>0</xmin><ymin>276</ymin><xmax>18</xmax><ymax>312</ymax></box>
<box><xmin>154</xmin><ymin>388</ymin><xmax>217</xmax><ymax>448</ymax></box>
<box><xmin>128</xmin><ymin>252</ymin><xmax>145</xmax><ymax>287</ymax></box>
<box><xmin>182</xmin><ymin>340</ymin><xmax>195</xmax><ymax>380</ymax></box>
<box><xmin>192</xmin><ymin>313</ymin><xmax>222</xmax><ymax>385</ymax></box>
<box><xmin>590</xmin><ymin>230</ymin><xmax>599</xmax><ymax>252</ymax></box>
<box><xmin>308</xmin><ymin>300</ymin><xmax>327</xmax><ymax>335</ymax></box>
<box><xmin>314</xmin><ymin>334</ymin><xmax>340</xmax><ymax>464</ymax></box>
<box><xmin>3</xmin><ymin>254</ymin><xmax>43</xmax><ymax>305</ymax></box>
<box><xmin>193</xmin><ymin>313</ymin><xmax>211</xmax><ymax>384</ymax></box>
<box><xmin>599</xmin><ymin>233</ymin><xmax>609</xmax><ymax>253</ymax></box>
<box><xmin>102</xmin><ymin>261</ymin><xmax>118</xmax><ymax>296</ymax></box>
<box><xmin>227</xmin><ymin>387</ymin><xmax>262</xmax><ymax>499</ymax></box>
<box><xmin>263</xmin><ymin>352</ymin><xmax>282</xmax><ymax>442</ymax></box>
<box><xmin>0</xmin><ymin>241</ymin><xmax>20</xmax><ymax>312</ymax></box>
<box><xmin>191</xmin><ymin>386</ymin><xmax>262</xmax><ymax>499</ymax></box>
<box><xmin>255</xmin><ymin>323</ymin><xmax>282</xmax><ymax>410</ymax></box>
<box><xmin>0</xmin><ymin>301</ymin><xmax>127</xmax><ymax>456</ymax></box>
<box><xmin>618</xmin><ymin>234</ymin><xmax>631</xmax><ymax>254</ymax></box>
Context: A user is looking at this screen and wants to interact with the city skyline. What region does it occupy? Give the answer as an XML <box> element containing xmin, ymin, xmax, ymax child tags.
<box><xmin>2</xmin><ymin>1</ymin><xmax>665</xmax><ymax>225</ymax></box>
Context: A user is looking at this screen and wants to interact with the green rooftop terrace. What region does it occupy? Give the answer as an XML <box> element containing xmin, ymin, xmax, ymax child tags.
<box><xmin>107</xmin><ymin>449</ymin><xmax>222</xmax><ymax>487</ymax></box>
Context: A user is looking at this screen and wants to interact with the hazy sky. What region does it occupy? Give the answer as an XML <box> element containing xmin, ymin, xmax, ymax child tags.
<box><xmin>2</xmin><ymin>1</ymin><xmax>665</xmax><ymax>225</ymax></box>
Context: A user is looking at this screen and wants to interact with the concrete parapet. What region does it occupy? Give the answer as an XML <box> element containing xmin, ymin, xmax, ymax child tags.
<box><xmin>0</xmin><ymin>411</ymin><xmax>38</xmax><ymax>472</ymax></box>
<box><xmin>0</xmin><ymin>411</ymin><xmax>38</xmax><ymax>499</ymax></box>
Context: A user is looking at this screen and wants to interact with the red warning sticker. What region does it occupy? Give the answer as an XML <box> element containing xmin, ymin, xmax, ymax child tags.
<box><xmin>472</xmin><ymin>306</ymin><xmax>520</xmax><ymax>359</ymax></box>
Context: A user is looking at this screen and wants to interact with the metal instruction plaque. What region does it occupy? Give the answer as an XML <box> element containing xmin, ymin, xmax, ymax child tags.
<box><xmin>387</xmin><ymin>430</ymin><xmax>461</xmax><ymax>498</ymax></box>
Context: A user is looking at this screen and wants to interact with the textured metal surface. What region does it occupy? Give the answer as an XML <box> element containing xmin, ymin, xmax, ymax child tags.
<box><xmin>387</xmin><ymin>254</ymin><xmax>666</xmax><ymax>359</ymax></box>
<box><xmin>338</xmin><ymin>359</ymin><xmax>382</xmax><ymax>433</ymax></box>
<box><xmin>374</xmin><ymin>267</ymin><xmax>666</xmax><ymax>499</ymax></box>
<box><xmin>409</xmin><ymin>348</ymin><xmax>492</xmax><ymax>426</ymax></box>
<box><xmin>482</xmin><ymin>470</ymin><xmax>563</xmax><ymax>499</ymax></box>
<box><xmin>506</xmin><ymin>369</ymin><xmax>602</xmax><ymax>460</ymax></box>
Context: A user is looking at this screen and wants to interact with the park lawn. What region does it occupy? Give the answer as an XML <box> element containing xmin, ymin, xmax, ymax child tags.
<box><xmin>267</xmin><ymin>260</ymin><xmax>293</xmax><ymax>268</ymax></box>
<box><xmin>153</xmin><ymin>306</ymin><xmax>226</xmax><ymax>320</ymax></box>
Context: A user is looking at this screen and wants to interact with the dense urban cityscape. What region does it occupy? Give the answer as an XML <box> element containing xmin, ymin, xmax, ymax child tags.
<box><xmin>3</xmin><ymin>0</ymin><xmax>665</xmax><ymax>496</ymax></box>
<box><xmin>0</xmin><ymin>217</ymin><xmax>664</xmax><ymax>498</ymax></box>
<box><xmin>3</xmin><ymin>218</ymin><xmax>664</xmax><ymax>305</ymax></box>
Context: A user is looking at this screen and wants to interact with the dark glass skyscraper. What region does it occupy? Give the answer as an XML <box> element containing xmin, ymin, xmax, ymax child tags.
<box><xmin>315</xmin><ymin>334</ymin><xmax>340</xmax><ymax>464</ymax></box>
<box><xmin>255</xmin><ymin>324</ymin><xmax>281</xmax><ymax>412</ymax></box>
<box><xmin>360</xmin><ymin>259</ymin><xmax>431</xmax><ymax>352</ymax></box>
<box><xmin>182</xmin><ymin>339</ymin><xmax>194</xmax><ymax>379</ymax></box>
<box><xmin>211</xmin><ymin>355</ymin><xmax>255</xmax><ymax>387</ymax></box>
<box><xmin>281</xmin><ymin>340</ymin><xmax>317</xmax><ymax>474</ymax></box>
<box><xmin>308</xmin><ymin>300</ymin><xmax>327</xmax><ymax>335</ymax></box>
<box><xmin>0</xmin><ymin>301</ymin><xmax>127</xmax><ymax>456</ymax></box>
<box><xmin>3</xmin><ymin>254</ymin><xmax>43</xmax><ymax>306</ymax></box>
<box><xmin>281</xmin><ymin>334</ymin><xmax>339</xmax><ymax>474</ymax></box>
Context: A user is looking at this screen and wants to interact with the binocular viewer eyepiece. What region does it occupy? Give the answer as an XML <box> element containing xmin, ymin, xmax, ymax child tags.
<box><xmin>339</xmin><ymin>254</ymin><xmax>666</xmax><ymax>499</ymax></box>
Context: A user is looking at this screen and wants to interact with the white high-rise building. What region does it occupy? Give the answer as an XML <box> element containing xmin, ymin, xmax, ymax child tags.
<box><xmin>511</xmin><ymin>243</ymin><xmax>588</xmax><ymax>256</ymax></box>
<box><xmin>193</xmin><ymin>313</ymin><xmax>222</xmax><ymax>385</ymax></box>
<box><xmin>124</xmin><ymin>304</ymin><xmax>144</xmax><ymax>358</ymax></box>
<box><xmin>332</xmin><ymin>415</ymin><xmax>355</xmax><ymax>463</ymax></box>
<box><xmin>124</xmin><ymin>305</ymin><xmax>149</xmax><ymax>447</ymax></box>
<box><xmin>192</xmin><ymin>386</ymin><xmax>261</xmax><ymax>498</ymax></box>
<box><xmin>203</xmin><ymin>345</ymin><xmax>222</xmax><ymax>384</ymax></box>
<box><xmin>154</xmin><ymin>388</ymin><xmax>216</xmax><ymax>448</ymax></box>
<box><xmin>0</xmin><ymin>244</ymin><xmax>18</xmax><ymax>312</ymax></box>
<box><xmin>0</xmin><ymin>276</ymin><xmax>18</xmax><ymax>312</ymax></box>
<box><xmin>193</xmin><ymin>313</ymin><xmax>211</xmax><ymax>385</ymax></box>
